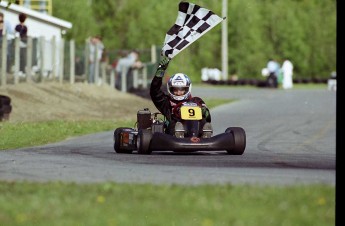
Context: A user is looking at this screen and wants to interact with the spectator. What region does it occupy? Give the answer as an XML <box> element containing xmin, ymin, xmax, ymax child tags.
<box><xmin>0</xmin><ymin>12</ymin><xmax>14</xmax><ymax>40</ymax></box>
<box><xmin>327</xmin><ymin>71</ymin><xmax>336</xmax><ymax>91</ymax></box>
<box><xmin>15</xmin><ymin>13</ymin><xmax>28</xmax><ymax>39</ymax></box>
<box><xmin>281</xmin><ymin>58</ymin><xmax>294</xmax><ymax>89</ymax></box>
<box><xmin>15</xmin><ymin>13</ymin><xmax>28</xmax><ymax>74</ymax></box>
<box><xmin>266</xmin><ymin>58</ymin><xmax>280</xmax><ymax>88</ymax></box>
<box><xmin>0</xmin><ymin>12</ymin><xmax>14</xmax><ymax>73</ymax></box>
<box><xmin>88</xmin><ymin>35</ymin><xmax>104</xmax><ymax>84</ymax></box>
<box><xmin>115</xmin><ymin>50</ymin><xmax>143</xmax><ymax>90</ymax></box>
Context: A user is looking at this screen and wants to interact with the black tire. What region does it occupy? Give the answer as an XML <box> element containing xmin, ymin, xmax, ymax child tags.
<box><xmin>114</xmin><ymin>127</ymin><xmax>133</xmax><ymax>154</ymax></box>
<box><xmin>225</xmin><ymin>127</ymin><xmax>246</xmax><ymax>155</ymax></box>
<box><xmin>137</xmin><ymin>129</ymin><xmax>152</xmax><ymax>154</ymax></box>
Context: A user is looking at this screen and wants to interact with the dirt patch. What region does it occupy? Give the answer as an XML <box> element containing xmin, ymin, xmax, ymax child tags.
<box><xmin>0</xmin><ymin>82</ymin><xmax>158</xmax><ymax>123</ymax></box>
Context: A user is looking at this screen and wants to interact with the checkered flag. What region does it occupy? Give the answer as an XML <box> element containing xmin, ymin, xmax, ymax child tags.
<box><xmin>162</xmin><ymin>1</ymin><xmax>225</xmax><ymax>59</ymax></box>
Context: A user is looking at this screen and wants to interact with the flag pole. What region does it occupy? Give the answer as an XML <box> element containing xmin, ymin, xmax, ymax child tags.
<box><xmin>221</xmin><ymin>0</ymin><xmax>228</xmax><ymax>81</ymax></box>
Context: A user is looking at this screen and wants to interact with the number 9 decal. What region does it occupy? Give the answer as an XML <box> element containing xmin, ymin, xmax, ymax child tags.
<box><xmin>189</xmin><ymin>108</ymin><xmax>195</xmax><ymax>116</ymax></box>
<box><xmin>180</xmin><ymin>106</ymin><xmax>202</xmax><ymax>120</ymax></box>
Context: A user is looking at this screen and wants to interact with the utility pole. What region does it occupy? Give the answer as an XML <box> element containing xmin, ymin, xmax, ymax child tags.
<box><xmin>221</xmin><ymin>0</ymin><xmax>228</xmax><ymax>81</ymax></box>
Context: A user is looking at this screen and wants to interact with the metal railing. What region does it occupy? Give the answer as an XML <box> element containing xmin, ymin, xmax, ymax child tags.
<box><xmin>0</xmin><ymin>35</ymin><xmax>158</xmax><ymax>92</ymax></box>
<box><xmin>0</xmin><ymin>35</ymin><xmax>65</xmax><ymax>85</ymax></box>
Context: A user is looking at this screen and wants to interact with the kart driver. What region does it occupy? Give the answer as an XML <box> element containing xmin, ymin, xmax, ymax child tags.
<box><xmin>150</xmin><ymin>56</ymin><xmax>213</xmax><ymax>138</ymax></box>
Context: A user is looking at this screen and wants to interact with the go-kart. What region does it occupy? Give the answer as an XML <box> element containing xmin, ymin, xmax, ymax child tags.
<box><xmin>113</xmin><ymin>101</ymin><xmax>246</xmax><ymax>155</ymax></box>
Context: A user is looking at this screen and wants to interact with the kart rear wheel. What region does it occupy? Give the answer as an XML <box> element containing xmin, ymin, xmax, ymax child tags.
<box><xmin>225</xmin><ymin>127</ymin><xmax>246</xmax><ymax>155</ymax></box>
<box><xmin>114</xmin><ymin>127</ymin><xmax>133</xmax><ymax>154</ymax></box>
<box><xmin>137</xmin><ymin>129</ymin><xmax>152</xmax><ymax>154</ymax></box>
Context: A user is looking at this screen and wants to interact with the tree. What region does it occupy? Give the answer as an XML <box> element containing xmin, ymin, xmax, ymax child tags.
<box><xmin>53</xmin><ymin>0</ymin><xmax>336</xmax><ymax>80</ymax></box>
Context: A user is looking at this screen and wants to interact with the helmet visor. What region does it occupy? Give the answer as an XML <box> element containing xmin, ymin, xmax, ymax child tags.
<box><xmin>169</xmin><ymin>87</ymin><xmax>189</xmax><ymax>96</ymax></box>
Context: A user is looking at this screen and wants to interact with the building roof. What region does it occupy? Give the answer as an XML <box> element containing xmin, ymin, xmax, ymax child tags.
<box><xmin>0</xmin><ymin>1</ymin><xmax>72</xmax><ymax>29</ymax></box>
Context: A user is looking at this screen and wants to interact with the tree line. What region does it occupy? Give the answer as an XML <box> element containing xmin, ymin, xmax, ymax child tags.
<box><xmin>52</xmin><ymin>0</ymin><xmax>336</xmax><ymax>82</ymax></box>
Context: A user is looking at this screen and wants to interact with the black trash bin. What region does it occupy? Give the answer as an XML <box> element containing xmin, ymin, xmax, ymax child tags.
<box><xmin>0</xmin><ymin>95</ymin><xmax>12</xmax><ymax>121</ymax></box>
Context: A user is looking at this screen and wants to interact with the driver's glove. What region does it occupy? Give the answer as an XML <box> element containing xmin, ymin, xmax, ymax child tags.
<box><xmin>201</xmin><ymin>106</ymin><xmax>210</xmax><ymax>118</ymax></box>
<box><xmin>155</xmin><ymin>56</ymin><xmax>170</xmax><ymax>77</ymax></box>
<box><xmin>201</xmin><ymin>106</ymin><xmax>211</xmax><ymax>122</ymax></box>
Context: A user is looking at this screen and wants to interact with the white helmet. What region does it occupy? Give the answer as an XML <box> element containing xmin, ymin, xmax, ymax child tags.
<box><xmin>167</xmin><ymin>73</ymin><xmax>192</xmax><ymax>101</ymax></box>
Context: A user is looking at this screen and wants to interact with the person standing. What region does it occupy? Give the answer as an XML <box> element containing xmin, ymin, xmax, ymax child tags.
<box><xmin>281</xmin><ymin>59</ymin><xmax>294</xmax><ymax>89</ymax></box>
<box><xmin>0</xmin><ymin>12</ymin><xmax>14</xmax><ymax>42</ymax></box>
<box><xmin>15</xmin><ymin>13</ymin><xmax>28</xmax><ymax>74</ymax></box>
<box><xmin>115</xmin><ymin>50</ymin><xmax>143</xmax><ymax>90</ymax></box>
<box><xmin>266</xmin><ymin>58</ymin><xmax>280</xmax><ymax>88</ymax></box>
<box><xmin>0</xmin><ymin>12</ymin><xmax>14</xmax><ymax>73</ymax></box>
<box><xmin>15</xmin><ymin>13</ymin><xmax>28</xmax><ymax>39</ymax></box>
<box><xmin>88</xmin><ymin>35</ymin><xmax>104</xmax><ymax>84</ymax></box>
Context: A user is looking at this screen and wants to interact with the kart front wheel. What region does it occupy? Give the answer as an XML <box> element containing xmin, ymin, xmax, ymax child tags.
<box><xmin>114</xmin><ymin>127</ymin><xmax>133</xmax><ymax>154</ymax></box>
<box><xmin>137</xmin><ymin>129</ymin><xmax>152</xmax><ymax>154</ymax></box>
<box><xmin>225</xmin><ymin>127</ymin><xmax>246</xmax><ymax>155</ymax></box>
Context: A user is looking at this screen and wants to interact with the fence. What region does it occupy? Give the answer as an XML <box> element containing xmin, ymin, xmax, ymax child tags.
<box><xmin>0</xmin><ymin>36</ymin><xmax>159</xmax><ymax>92</ymax></box>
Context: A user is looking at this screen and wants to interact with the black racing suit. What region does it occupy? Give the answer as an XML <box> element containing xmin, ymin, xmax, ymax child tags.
<box><xmin>150</xmin><ymin>76</ymin><xmax>211</xmax><ymax>135</ymax></box>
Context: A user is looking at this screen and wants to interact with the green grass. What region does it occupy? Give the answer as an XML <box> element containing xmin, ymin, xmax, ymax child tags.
<box><xmin>204</xmin><ymin>98</ymin><xmax>236</xmax><ymax>109</ymax></box>
<box><xmin>0</xmin><ymin>120</ymin><xmax>134</xmax><ymax>150</ymax></box>
<box><xmin>0</xmin><ymin>181</ymin><xmax>335</xmax><ymax>226</ymax></box>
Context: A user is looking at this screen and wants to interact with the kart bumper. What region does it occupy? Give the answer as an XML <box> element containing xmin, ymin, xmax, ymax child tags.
<box><xmin>149</xmin><ymin>132</ymin><xmax>235</xmax><ymax>152</ymax></box>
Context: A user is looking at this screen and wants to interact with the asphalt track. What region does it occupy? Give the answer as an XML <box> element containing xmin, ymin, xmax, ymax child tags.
<box><xmin>0</xmin><ymin>87</ymin><xmax>336</xmax><ymax>186</ymax></box>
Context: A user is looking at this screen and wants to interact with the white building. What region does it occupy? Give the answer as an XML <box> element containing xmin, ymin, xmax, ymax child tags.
<box><xmin>0</xmin><ymin>1</ymin><xmax>72</xmax><ymax>40</ymax></box>
<box><xmin>0</xmin><ymin>1</ymin><xmax>72</xmax><ymax>76</ymax></box>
